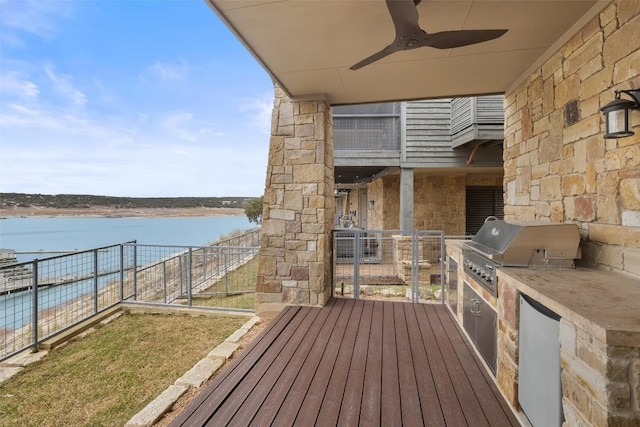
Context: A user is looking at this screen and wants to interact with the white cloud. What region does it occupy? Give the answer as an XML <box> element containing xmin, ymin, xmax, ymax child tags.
<box><xmin>93</xmin><ymin>80</ymin><xmax>116</xmax><ymax>105</ymax></box>
<box><xmin>0</xmin><ymin>71</ymin><xmax>39</xmax><ymax>98</ymax></box>
<box><xmin>1</xmin><ymin>102</ymin><xmax>134</xmax><ymax>145</ymax></box>
<box><xmin>162</xmin><ymin>111</ymin><xmax>218</xmax><ymax>143</ymax></box>
<box><xmin>0</xmin><ymin>2</ymin><xmax>272</xmax><ymax>198</ymax></box>
<box><xmin>0</xmin><ymin>129</ymin><xmax>268</xmax><ymax>197</ymax></box>
<box><xmin>0</xmin><ymin>0</ymin><xmax>74</xmax><ymax>46</ymax></box>
<box><xmin>238</xmin><ymin>92</ymin><xmax>273</xmax><ymax>135</ymax></box>
<box><xmin>44</xmin><ymin>64</ymin><xmax>87</xmax><ymax>107</ymax></box>
<box><xmin>148</xmin><ymin>60</ymin><xmax>188</xmax><ymax>81</ymax></box>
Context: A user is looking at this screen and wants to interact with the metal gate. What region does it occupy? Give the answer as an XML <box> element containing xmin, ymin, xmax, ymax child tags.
<box><xmin>332</xmin><ymin>229</ymin><xmax>445</xmax><ymax>303</ymax></box>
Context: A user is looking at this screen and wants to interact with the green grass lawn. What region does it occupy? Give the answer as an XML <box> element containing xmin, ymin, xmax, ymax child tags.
<box><xmin>0</xmin><ymin>312</ymin><xmax>247</xmax><ymax>426</ymax></box>
<box><xmin>191</xmin><ymin>256</ymin><xmax>257</xmax><ymax>310</ymax></box>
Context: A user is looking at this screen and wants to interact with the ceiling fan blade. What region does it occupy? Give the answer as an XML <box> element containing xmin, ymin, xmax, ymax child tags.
<box><xmin>349</xmin><ymin>0</ymin><xmax>508</xmax><ymax>70</ymax></box>
<box><xmin>350</xmin><ymin>0</ymin><xmax>420</xmax><ymax>70</ymax></box>
<box><xmin>421</xmin><ymin>29</ymin><xmax>508</xmax><ymax>49</ymax></box>
<box><xmin>386</xmin><ymin>0</ymin><xmax>421</xmax><ymax>38</ymax></box>
<box><xmin>350</xmin><ymin>44</ymin><xmax>399</xmax><ymax>71</ymax></box>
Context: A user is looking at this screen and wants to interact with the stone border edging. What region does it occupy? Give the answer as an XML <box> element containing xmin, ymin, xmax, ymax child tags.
<box><xmin>125</xmin><ymin>315</ymin><xmax>261</xmax><ymax>427</ymax></box>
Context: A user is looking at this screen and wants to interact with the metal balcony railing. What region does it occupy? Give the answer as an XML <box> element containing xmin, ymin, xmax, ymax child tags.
<box><xmin>0</xmin><ymin>228</ymin><xmax>260</xmax><ymax>361</ymax></box>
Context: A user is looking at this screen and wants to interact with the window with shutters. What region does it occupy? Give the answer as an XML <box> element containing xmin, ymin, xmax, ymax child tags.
<box><xmin>466</xmin><ymin>186</ymin><xmax>504</xmax><ymax>235</ymax></box>
<box><xmin>333</xmin><ymin>102</ymin><xmax>401</xmax><ymax>151</ymax></box>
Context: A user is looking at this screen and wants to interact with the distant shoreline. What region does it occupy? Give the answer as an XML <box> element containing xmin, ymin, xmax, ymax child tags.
<box><xmin>0</xmin><ymin>206</ymin><xmax>245</xmax><ymax>218</ymax></box>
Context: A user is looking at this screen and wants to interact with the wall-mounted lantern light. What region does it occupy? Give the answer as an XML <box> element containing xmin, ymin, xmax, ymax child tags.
<box><xmin>601</xmin><ymin>89</ymin><xmax>640</xmax><ymax>139</ymax></box>
<box><xmin>368</xmin><ymin>200</ymin><xmax>375</xmax><ymax>210</ymax></box>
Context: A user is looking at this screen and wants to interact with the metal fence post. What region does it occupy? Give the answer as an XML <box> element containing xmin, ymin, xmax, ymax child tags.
<box><xmin>163</xmin><ymin>261</ymin><xmax>167</xmax><ymax>303</ymax></box>
<box><xmin>93</xmin><ymin>249</ymin><xmax>99</xmax><ymax>313</ymax></box>
<box><xmin>203</xmin><ymin>248</ymin><xmax>208</xmax><ymax>281</ymax></box>
<box><xmin>439</xmin><ymin>232</ymin><xmax>445</xmax><ymax>304</ymax></box>
<box><xmin>224</xmin><ymin>251</ymin><xmax>229</xmax><ymax>296</ymax></box>
<box><xmin>31</xmin><ymin>261</ymin><xmax>39</xmax><ymax>352</ymax></box>
<box><xmin>411</xmin><ymin>232</ymin><xmax>419</xmax><ymax>303</ymax></box>
<box><xmin>119</xmin><ymin>245</ymin><xmax>124</xmax><ymax>302</ymax></box>
<box><xmin>187</xmin><ymin>248</ymin><xmax>193</xmax><ymax>307</ymax></box>
<box><xmin>353</xmin><ymin>230</ymin><xmax>361</xmax><ymax>300</ymax></box>
<box><xmin>133</xmin><ymin>244</ymin><xmax>138</xmax><ymax>301</ymax></box>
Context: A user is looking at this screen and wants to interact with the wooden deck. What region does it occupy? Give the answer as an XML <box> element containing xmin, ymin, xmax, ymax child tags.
<box><xmin>171</xmin><ymin>298</ymin><xmax>520</xmax><ymax>426</ymax></box>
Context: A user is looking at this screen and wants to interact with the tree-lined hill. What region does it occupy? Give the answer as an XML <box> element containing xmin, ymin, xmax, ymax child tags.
<box><xmin>0</xmin><ymin>193</ymin><xmax>255</xmax><ymax>210</ymax></box>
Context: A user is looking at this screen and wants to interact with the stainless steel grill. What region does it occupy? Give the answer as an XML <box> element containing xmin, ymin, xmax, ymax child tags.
<box><xmin>462</xmin><ymin>220</ymin><xmax>581</xmax><ymax>296</ymax></box>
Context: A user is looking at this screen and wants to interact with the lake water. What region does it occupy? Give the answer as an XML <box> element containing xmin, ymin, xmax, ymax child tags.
<box><xmin>0</xmin><ymin>215</ymin><xmax>255</xmax><ymax>330</ymax></box>
<box><xmin>0</xmin><ymin>215</ymin><xmax>253</xmax><ymax>263</ymax></box>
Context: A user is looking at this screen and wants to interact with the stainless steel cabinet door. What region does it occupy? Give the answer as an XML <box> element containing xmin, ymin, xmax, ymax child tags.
<box><xmin>518</xmin><ymin>294</ymin><xmax>562</xmax><ymax>427</ymax></box>
<box><xmin>463</xmin><ymin>282</ymin><xmax>497</xmax><ymax>374</ymax></box>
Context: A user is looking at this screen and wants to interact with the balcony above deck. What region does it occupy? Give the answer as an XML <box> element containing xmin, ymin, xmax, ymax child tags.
<box><xmin>334</xmin><ymin>97</ymin><xmax>504</xmax><ymax>183</ymax></box>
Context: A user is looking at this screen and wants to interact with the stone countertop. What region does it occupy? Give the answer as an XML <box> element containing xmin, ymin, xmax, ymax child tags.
<box><xmin>445</xmin><ymin>239</ymin><xmax>640</xmax><ymax>346</ymax></box>
<box><xmin>445</xmin><ymin>239</ymin><xmax>466</xmax><ymax>253</ymax></box>
<box><xmin>497</xmin><ymin>267</ymin><xmax>640</xmax><ymax>347</ymax></box>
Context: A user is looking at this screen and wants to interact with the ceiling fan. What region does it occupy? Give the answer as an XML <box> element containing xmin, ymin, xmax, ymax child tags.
<box><xmin>350</xmin><ymin>0</ymin><xmax>508</xmax><ymax>70</ymax></box>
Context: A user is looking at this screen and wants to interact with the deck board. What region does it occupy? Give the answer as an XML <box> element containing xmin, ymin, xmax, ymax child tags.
<box><xmin>170</xmin><ymin>305</ymin><xmax>301</xmax><ymax>426</ymax></box>
<box><xmin>269</xmin><ymin>298</ymin><xmax>345</xmax><ymax>425</ymax></box>
<box><xmin>205</xmin><ymin>306</ymin><xmax>314</xmax><ymax>425</ymax></box>
<box><xmin>381</xmin><ymin>302</ymin><xmax>402</xmax><ymax>426</ymax></box>
<box><xmin>395</xmin><ymin>303</ymin><xmax>423</xmax><ymax>426</ymax></box>
<box><xmin>224</xmin><ymin>306</ymin><xmax>320</xmax><ymax>425</ymax></box>
<box><xmin>316</xmin><ymin>299</ymin><xmax>364</xmax><ymax>425</ymax></box>
<box><xmin>359</xmin><ymin>300</ymin><xmax>383</xmax><ymax>426</ymax></box>
<box><xmin>414</xmin><ymin>304</ymin><xmax>469</xmax><ymax>426</ymax></box>
<box><xmin>424</xmin><ymin>305</ymin><xmax>491</xmax><ymax>427</ymax></box>
<box><xmin>294</xmin><ymin>298</ymin><xmax>353</xmax><ymax>425</ymax></box>
<box><xmin>248</xmin><ymin>300</ymin><xmax>335</xmax><ymax>426</ymax></box>
<box><xmin>171</xmin><ymin>299</ymin><xmax>520</xmax><ymax>427</ymax></box>
<box><xmin>337</xmin><ymin>299</ymin><xmax>373</xmax><ymax>426</ymax></box>
<box><xmin>433</xmin><ymin>306</ymin><xmax>521</xmax><ymax>426</ymax></box>
<box><xmin>405</xmin><ymin>304</ymin><xmax>447</xmax><ymax>427</ymax></box>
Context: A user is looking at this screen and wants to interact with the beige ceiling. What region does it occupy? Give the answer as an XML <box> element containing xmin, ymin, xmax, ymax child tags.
<box><xmin>208</xmin><ymin>0</ymin><xmax>609</xmax><ymax>105</ymax></box>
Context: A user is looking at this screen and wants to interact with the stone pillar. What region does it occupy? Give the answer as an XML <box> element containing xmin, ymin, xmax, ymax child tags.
<box><xmin>255</xmin><ymin>86</ymin><xmax>334</xmax><ymax>316</ymax></box>
<box><xmin>400</xmin><ymin>168</ymin><xmax>414</xmax><ymax>231</ymax></box>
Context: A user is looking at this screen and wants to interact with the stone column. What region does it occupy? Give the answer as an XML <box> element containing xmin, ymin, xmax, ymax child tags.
<box><xmin>400</xmin><ymin>168</ymin><xmax>414</xmax><ymax>231</ymax></box>
<box><xmin>255</xmin><ymin>86</ymin><xmax>334</xmax><ymax>316</ymax></box>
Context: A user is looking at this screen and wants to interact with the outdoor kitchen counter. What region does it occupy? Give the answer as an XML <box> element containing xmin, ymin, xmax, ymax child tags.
<box><xmin>496</xmin><ymin>267</ymin><xmax>640</xmax><ymax>347</ymax></box>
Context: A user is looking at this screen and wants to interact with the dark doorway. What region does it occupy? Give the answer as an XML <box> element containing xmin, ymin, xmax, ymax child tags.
<box><xmin>466</xmin><ymin>186</ymin><xmax>504</xmax><ymax>235</ymax></box>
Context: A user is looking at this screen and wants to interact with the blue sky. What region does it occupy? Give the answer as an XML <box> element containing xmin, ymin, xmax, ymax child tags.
<box><xmin>0</xmin><ymin>0</ymin><xmax>274</xmax><ymax>197</ymax></box>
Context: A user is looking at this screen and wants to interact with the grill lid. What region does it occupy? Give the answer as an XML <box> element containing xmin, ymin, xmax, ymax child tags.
<box><xmin>465</xmin><ymin>220</ymin><xmax>581</xmax><ymax>266</ymax></box>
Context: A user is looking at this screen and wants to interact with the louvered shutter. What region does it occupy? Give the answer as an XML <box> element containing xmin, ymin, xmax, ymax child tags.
<box><xmin>466</xmin><ymin>186</ymin><xmax>504</xmax><ymax>235</ymax></box>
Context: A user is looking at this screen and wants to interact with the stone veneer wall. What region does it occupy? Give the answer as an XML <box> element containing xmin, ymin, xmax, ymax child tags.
<box><xmin>498</xmin><ymin>2</ymin><xmax>640</xmax><ymax>425</ymax></box>
<box><xmin>559</xmin><ymin>319</ymin><xmax>640</xmax><ymax>427</ymax></box>
<box><xmin>256</xmin><ymin>86</ymin><xmax>334</xmax><ymax>315</ymax></box>
<box><xmin>414</xmin><ymin>174</ymin><xmax>466</xmax><ymax>234</ymax></box>
<box><xmin>364</xmin><ymin>175</ymin><xmax>408</xmax><ymax>231</ymax></box>
<box><xmin>367</xmin><ymin>179</ymin><xmax>384</xmax><ymax>230</ymax></box>
<box><xmin>496</xmin><ymin>278</ymin><xmax>519</xmax><ymax>407</ymax></box>
<box><xmin>503</xmin><ymin>0</ymin><xmax>640</xmax><ymax>277</ymax></box>
<box><xmin>364</xmin><ymin>173</ymin><xmax>502</xmax><ymax>234</ymax></box>
<box><xmin>381</xmin><ymin>175</ymin><xmax>401</xmax><ymax>230</ymax></box>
